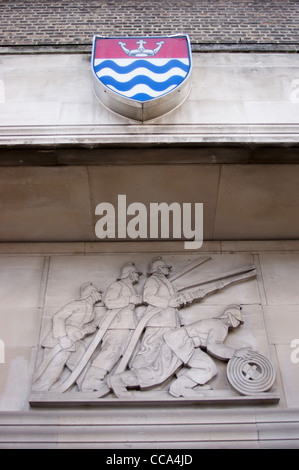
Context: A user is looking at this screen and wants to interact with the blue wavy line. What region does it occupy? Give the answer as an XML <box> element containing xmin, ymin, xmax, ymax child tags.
<box><xmin>130</xmin><ymin>93</ymin><xmax>154</xmax><ymax>102</ymax></box>
<box><xmin>94</xmin><ymin>59</ymin><xmax>189</xmax><ymax>75</ymax></box>
<box><xmin>100</xmin><ymin>75</ymin><xmax>184</xmax><ymax>92</ymax></box>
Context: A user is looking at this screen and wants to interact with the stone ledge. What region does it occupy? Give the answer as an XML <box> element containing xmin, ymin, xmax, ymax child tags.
<box><xmin>1</xmin><ymin>240</ymin><xmax>299</xmax><ymax>255</ymax></box>
<box><xmin>29</xmin><ymin>391</ymin><xmax>280</xmax><ymax>407</ymax></box>
<box><xmin>0</xmin><ymin>409</ymin><xmax>297</xmax><ymax>449</ymax></box>
<box><xmin>1</xmin><ymin>408</ymin><xmax>299</xmax><ymax>425</ymax></box>
<box><xmin>1</xmin><ymin>125</ymin><xmax>299</xmax><ymax>148</ymax></box>
<box><xmin>2</xmin><ymin>241</ymin><xmax>299</xmax><ymax>255</ymax></box>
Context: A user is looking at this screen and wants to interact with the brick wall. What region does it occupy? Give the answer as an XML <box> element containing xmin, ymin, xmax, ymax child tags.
<box><xmin>0</xmin><ymin>0</ymin><xmax>299</xmax><ymax>47</ymax></box>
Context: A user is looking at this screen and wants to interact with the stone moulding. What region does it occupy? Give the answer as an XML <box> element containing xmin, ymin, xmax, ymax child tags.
<box><xmin>1</xmin><ymin>124</ymin><xmax>299</xmax><ymax>147</ymax></box>
<box><xmin>1</xmin><ymin>408</ymin><xmax>297</xmax><ymax>449</ymax></box>
<box><xmin>29</xmin><ymin>392</ymin><xmax>280</xmax><ymax>407</ymax></box>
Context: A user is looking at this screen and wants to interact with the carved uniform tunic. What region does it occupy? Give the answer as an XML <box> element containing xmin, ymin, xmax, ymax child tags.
<box><xmin>132</xmin><ymin>318</ymin><xmax>233</xmax><ymax>389</ymax></box>
<box><xmin>43</xmin><ymin>299</ymin><xmax>95</xmax><ymax>350</ymax></box>
<box><xmin>34</xmin><ymin>298</ymin><xmax>97</xmax><ymax>391</ymax></box>
<box><xmin>131</xmin><ymin>272</ymin><xmax>181</xmax><ymax>373</ymax></box>
<box><xmin>85</xmin><ymin>278</ymin><xmax>139</xmax><ymax>375</ymax></box>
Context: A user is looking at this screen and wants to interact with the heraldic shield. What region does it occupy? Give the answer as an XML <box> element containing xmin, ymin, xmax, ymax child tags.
<box><xmin>91</xmin><ymin>35</ymin><xmax>192</xmax><ymax>121</ymax></box>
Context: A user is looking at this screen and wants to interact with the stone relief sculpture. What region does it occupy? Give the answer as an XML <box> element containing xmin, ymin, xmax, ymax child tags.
<box><xmin>31</xmin><ymin>256</ymin><xmax>277</xmax><ymax>403</ymax></box>
<box><xmin>109</xmin><ymin>304</ymin><xmax>256</xmax><ymax>398</ymax></box>
<box><xmin>130</xmin><ymin>257</ymin><xmax>183</xmax><ymax>373</ymax></box>
<box><xmin>33</xmin><ymin>282</ymin><xmax>102</xmax><ymax>391</ymax></box>
<box><xmin>80</xmin><ymin>262</ymin><xmax>143</xmax><ymax>395</ymax></box>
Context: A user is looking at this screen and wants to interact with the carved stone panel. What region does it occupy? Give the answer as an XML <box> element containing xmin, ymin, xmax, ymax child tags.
<box><xmin>30</xmin><ymin>253</ymin><xmax>279</xmax><ymax>406</ymax></box>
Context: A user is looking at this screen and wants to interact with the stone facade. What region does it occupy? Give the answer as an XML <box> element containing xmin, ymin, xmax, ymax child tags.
<box><xmin>0</xmin><ymin>0</ymin><xmax>299</xmax><ymax>450</ymax></box>
<box><xmin>0</xmin><ymin>241</ymin><xmax>299</xmax><ymax>447</ymax></box>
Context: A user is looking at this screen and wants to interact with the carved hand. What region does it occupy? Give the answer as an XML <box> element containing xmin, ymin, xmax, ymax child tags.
<box><xmin>59</xmin><ymin>336</ymin><xmax>73</xmax><ymax>349</ymax></box>
<box><xmin>130</xmin><ymin>294</ymin><xmax>143</xmax><ymax>306</ymax></box>
<box><xmin>234</xmin><ymin>347</ymin><xmax>257</xmax><ymax>360</ymax></box>
<box><xmin>82</xmin><ymin>324</ymin><xmax>98</xmax><ymax>336</ymax></box>
<box><xmin>169</xmin><ymin>297</ymin><xmax>183</xmax><ymax>308</ymax></box>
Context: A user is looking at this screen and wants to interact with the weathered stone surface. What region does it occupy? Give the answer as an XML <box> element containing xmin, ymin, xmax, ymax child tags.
<box><xmin>0</xmin><ymin>241</ymin><xmax>298</xmax><ymax>448</ymax></box>
<box><xmin>0</xmin><ymin>53</ymin><xmax>298</xmax><ymax>145</ymax></box>
<box><xmin>24</xmin><ymin>251</ymin><xmax>276</xmax><ymax>405</ymax></box>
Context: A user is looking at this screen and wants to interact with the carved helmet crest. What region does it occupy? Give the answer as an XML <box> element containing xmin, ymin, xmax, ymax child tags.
<box><xmin>117</xmin><ymin>262</ymin><xmax>142</xmax><ymax>280</ymax></box>
<box><xmin>148</xmin><ymin>256</ymin><xmax>172</xmax><ymax>274</ymax></box>
<box><xmin>80</xmin><ymin>282</ymin><xmax>101</xmax><ymax>299</ymax></box>
<box><xmin>217</xmin><ymin>304</ymin><xmax>244</xmax><ymax>324</ymax></box>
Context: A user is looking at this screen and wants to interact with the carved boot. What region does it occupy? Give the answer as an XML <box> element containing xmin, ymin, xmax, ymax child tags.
<box><xmin>81</xmin><ymin>366</ymin><xmax>110</xmax><ymax>397</ymax></box>
<box><xmin>169</xmin><ymin>376</ymin><xmax>205</xmax><ymax>398</ymax></box>
<box><xmin>108</xmin><ymin>371</ymin><xmax>139</xmax><ymax>398</ymax></box>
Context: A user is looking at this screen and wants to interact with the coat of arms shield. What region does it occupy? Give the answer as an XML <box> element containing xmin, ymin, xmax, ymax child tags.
<box><xmin>91</xmin><ymin>35</ymin><xmax>192</xmax><ymax>121</ymax></box>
